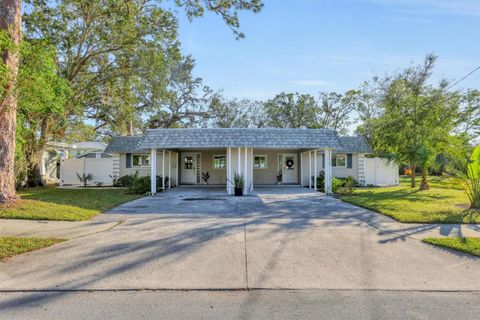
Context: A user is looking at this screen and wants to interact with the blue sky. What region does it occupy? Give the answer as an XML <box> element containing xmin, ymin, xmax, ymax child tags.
<box><xmin>176</xmin><ymin>0</ymin><xmax>480</xmax><ymax>100</ymax></box>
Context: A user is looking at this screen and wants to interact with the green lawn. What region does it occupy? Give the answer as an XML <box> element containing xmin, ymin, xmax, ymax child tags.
<box><xmin>340</xmin><ymin>176</ymin><xmax>480</xmax><ymax>223</ymax></box>
<box><xmin>423</xmin><ymin>237</ymin><xmax>480</xmax><ymax>257</ymax></box>
<box><xmin>0</xmin><ymin>237</ymin><xmax>65</xmax><ymax>261</ymax></box>
<box><xmin>0</xmin><ymin>187</ymin><xmax>142</xmax><ymax>221</ymax></box>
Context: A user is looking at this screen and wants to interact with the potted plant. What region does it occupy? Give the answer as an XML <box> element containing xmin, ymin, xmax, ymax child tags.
<box><xmin>276</xmin><ymin>170</ymin><xmax>282</xmax><ymax>185</ymax></box>
<box><xmin>230</xmin><ymin>172</ymin><xmax>245</xmax><ymax>196</ymax></box>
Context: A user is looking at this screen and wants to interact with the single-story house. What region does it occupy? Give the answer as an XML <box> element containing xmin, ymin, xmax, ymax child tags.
<box><xmin>102</xmin><ymin>128</ymin><xmax>399</xmax><ymax>194</ymax></box>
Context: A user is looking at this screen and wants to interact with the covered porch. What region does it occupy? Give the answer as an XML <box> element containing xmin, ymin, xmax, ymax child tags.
<box><xmin>137</xmin><ymin>128</ymin><xmax>342</xmax><ymax>196</ymax></box>
<box><xmin>149</xmin><ymin>147</ymin><xmax>334</xmax><ymax>195</ymax></box>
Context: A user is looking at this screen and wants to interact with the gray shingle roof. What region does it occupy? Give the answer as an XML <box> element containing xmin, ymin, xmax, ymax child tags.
<box><xmin>104</xmin><ymin>136</ymin><xmax>145</xmax><ymax>153</ymax></box>
<box><xmin>137</xmin><ymin>128</ymin><xmax>343</xmax><ymax>149</ymax></box>
<box><xmin>105</xmin><ymin>129</ymin><xmax>371</xmax><ymax>152</ymax></box>
<box><xmin>337</xmin><ymin>136</ymin><xmax>372</xmax><ymax>153</ymax></box>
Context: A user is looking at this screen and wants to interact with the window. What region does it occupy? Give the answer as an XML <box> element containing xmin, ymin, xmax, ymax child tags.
<box><xmin>133</xmin><ymin>154</ymin><xmax>150</xmax><ymax>167</ymax></box>
<box><xmin>254</xmin><ymin>155</ymin><xmax>267</xmax><ymax>169</ymax></box>
<box><xmin>213</xmin><ymin>155</ymin><xmax>226</xmax><ymax>169</ymax></box>
<box><xmin>332</xmin><ymin>154</ymin><xmax>346</xmax><ymax>168</ymax></box>
<box><xmin>184</xmin><ymin>156</ymin><xmax>193</xmax><ymax>169</ymax></box>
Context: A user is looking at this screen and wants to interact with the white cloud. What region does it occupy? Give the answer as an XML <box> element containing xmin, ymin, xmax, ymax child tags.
<box><xmin>290</xmin><ymin>80</ymin><xmax>332</xmax><ymax>87</ymax></box>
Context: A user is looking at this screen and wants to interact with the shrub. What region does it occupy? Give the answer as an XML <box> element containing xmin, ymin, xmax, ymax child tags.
<box><xmin>314</xmin><ymin>170</ymin><xmax>325</xmax><ymax>191</ymax></box>
<box><xmin>336</xmin><ymin>176</ymin><xmax>355</xmax><ymax>195</ymax></box>
<box><xmin>129</xmin><ymin>175</ymin><xmax>150</xmax><ymax>194</ymax></box>
<box><xmin>114</xmin><ymin>174</ymin><xmax>134</xmax><ymax>187</ymax></box>
<box><xmin>127</xmin><ymin>173</ymin><xmax>170</xmax><ymax>195</ymax></box>
<box><xmin>311</xmin><ymin>171</ymin><xmax>357</xmax><ymax>194</ymax></box>
<box><xmin>331</xmin><ymin>177</ymin><xmax>345</xmax><ymax>194</ymax></box>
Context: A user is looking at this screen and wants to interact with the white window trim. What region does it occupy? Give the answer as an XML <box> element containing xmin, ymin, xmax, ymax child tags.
<box><xmin>253</xmin><ymin>154</ymin><xmax>268</xmax><ymax>170</ymax></box>
<box><xmin>212</xmin><ymin>154</ymin><xmax>226</xmax><ymax>170</ymax></box>
<box><xmin>132</xmin><ymin>154</ymin><xmax>151</xmax><ymax>168</ymax></box>
<box><xmin>335</xmin><ymin>154</ymin><xmax>347</xmax><ymax>168</ymax></box>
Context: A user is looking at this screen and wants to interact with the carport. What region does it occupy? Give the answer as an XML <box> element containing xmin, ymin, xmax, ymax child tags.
<box><xmin>134</xmin><ymin>128</ymin><xmax>344</xmax><ymax>196</ymax></box>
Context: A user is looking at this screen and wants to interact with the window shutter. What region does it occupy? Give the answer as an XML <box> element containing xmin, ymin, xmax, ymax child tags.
<box><xmin>347</xmin><ymin>154</ymin><xmax>353</xmax><ymax>169</ymax></box>
<box><xmin>331</xmin><ymin>155</ymin><xmax>336</xmax><ymax>167</ymax></box>
<box><xmin>126</xmin><ymin>153</ymin><xmax>132</xmax><ymax>168</ymax></box>
<box><xmin>322</xmin><ymin>154</ymin><xmax>325</xmax><ymax>168</ymax></box>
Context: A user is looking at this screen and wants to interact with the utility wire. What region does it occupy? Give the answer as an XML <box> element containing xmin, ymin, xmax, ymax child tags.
<box><xmin>418</xmin><ymin>64</ymin><xmax>480</xmax><ymax>109</ymax></box>
<box><xmin>445</xmin><ymin>65</ymin><xmax>480</xmax><ymax>91</ymax></box>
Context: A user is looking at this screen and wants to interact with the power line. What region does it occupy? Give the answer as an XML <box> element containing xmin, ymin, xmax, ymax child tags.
<box><xmin>446</xmin><ymin>65</ymin><xmax>480</xmax><ymax>91</ymax></box>
<box><xmin>418</xmin><ymin>64</ymin><xmax>480</xmax><ymax>109</ymax></box>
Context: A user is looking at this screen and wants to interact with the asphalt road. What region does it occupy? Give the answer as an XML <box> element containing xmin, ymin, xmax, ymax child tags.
<box><xmin>1</xmin><ymin>289</ymin><xmax>479</xmax><ymax>320</ymax></box>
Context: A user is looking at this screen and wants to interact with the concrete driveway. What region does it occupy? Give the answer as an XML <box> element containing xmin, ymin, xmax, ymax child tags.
<box><xmin>1</xmin><ymin>186</ymin><xmax>480</xmax><ymax>292</ymax></box>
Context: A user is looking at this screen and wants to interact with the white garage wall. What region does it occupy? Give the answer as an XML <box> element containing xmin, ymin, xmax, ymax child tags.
<box><xmin>61</xmin><ymin>158</ymin><xmax>114</xmax><ymax>186</ymax></box>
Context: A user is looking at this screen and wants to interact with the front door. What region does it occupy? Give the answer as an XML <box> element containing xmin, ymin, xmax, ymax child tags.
<box><xmin>181</xmin><ymin>152</ymin><xmax>200</xmax><ymax>184</ymax></box>
<box><xmin>279</xmin><ymin>153</ymin><xmax>298</xmax><ymax>184</ymax></box>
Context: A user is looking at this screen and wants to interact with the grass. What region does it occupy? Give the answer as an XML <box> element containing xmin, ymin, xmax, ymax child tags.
<box><xmin>0</xmin><ymin>187</ymin><xmax>142</xmax><ymax>221</ymax></box>
<box><xmin>340</xmin><ymin>176</ymin><xmax>480</xmax><ymax>223</ymax></box>
<box><xmin>423</xmin><ymin>237</ymin><xmax>480</xmax><ymax>257</ymax></box>
<box><xmin>0</xmin><ymin>237</ymin><xmax>65</xmax><ymax>261</ymax></box>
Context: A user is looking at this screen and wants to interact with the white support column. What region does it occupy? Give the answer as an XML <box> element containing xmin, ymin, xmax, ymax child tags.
<box><xmin>162</xmin><ymin>150</ymin><xmax>165</xmax><ymax>190</ymax></box>
<box><xmin>237</xmin><ymin>147</ymin><xmax>241</xmax><ymax>176</ymax></box>
<box><xmin>150</xmin><ymin>148</ymin><xmax>157</xmax><ymax>194</ymax></box>
<box><xmin>314</xmin><ymin>150</ymin><xmax>318</xmax><ymax>191</ymax></box>
<box><xmin>250</xmin><ymin>148</ymin><xmax>254</xmax><ymax>192</ymax></box>
<box><xmin>300</xmin><ymin>152</ymin><xmax>304</xmax><ymax>187</ymax></box>
<box><xmin>60</xmin><ymin>157</ymin><xmax>64</xmax><ymax>186</ymax></box>
<box><xmin>168</xmin><ymin>151</ymin><xmax>171</xmax><ymax>189</ymax></box>
<box><xmin>324</xmin><ymin>147</ymin><xmax>332</xmax><ymax>194</ymax></box>
<box><xmin>308</xmin><ymin>151</ymin><xmax>312</xmax><ymax>189</ymax></box>
<box><xmin>244</xmin><ymin>147</ymin><xmax>248</xmax><ymax>194</ymax></box>
<box><xmin>175</xmin><ymin>152</ymin><xmax>179</xmax><ymax>186</ymax></box>
<box><xmin>227</xmin><ymin>147</ymin><xmax>232</xmax><ymax>194</ymax></box>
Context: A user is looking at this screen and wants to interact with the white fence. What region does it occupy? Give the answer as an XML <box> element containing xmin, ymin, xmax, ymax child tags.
<box><xmin>60</xmin><ymin>158</ymin><xmax>114</xmax><ymax>186</ymax></box>
<box><xmin>363</xmin><ymin>157</ymin><xmax>399</xmax><ymax>186</ymax></box>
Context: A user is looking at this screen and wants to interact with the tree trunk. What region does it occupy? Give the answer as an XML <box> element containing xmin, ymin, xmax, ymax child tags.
<box><xmin>410</xmin><ymin>165</ymin><xmax>416</xmax><ymax>188</ymax></box>
<box><xmin>0</xmin><ymin>0</ymin><xmax>21</xmax><ymax>203</ymax></box>
<box><xmin>24</xmin><ymin>120</ymin><xmax>49</xmax><ymax>187</ymax></box>
<box><xmin>419</xmin><ymin>169</ymin><xmax>429</xmax><ymax>191</ymax></box>
<box><xmin>126</xmin><ymin>119</ymin><xmax>133</xmax><ymax>136</ymax></box>
<box><xmin>26</xmin><ymin>145</ymin><xmax>44</xmax><ymax>188</ymax></box>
